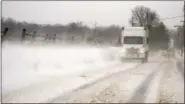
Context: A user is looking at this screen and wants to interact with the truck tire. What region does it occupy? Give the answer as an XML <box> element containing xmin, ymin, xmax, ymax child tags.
<box><xmin>145</xmin><ymin>51</ymin><xmax>148</xmax><ymax>62</ymax></box>
<box><xmin>141</xmin><ymin>52</ymin><xmax>148</xmax><ymax>63</ymax></box>
<box><xmin>141</xmin><ymin>58</ymin><xmax>145</xmax><ymax>63</ymax></box>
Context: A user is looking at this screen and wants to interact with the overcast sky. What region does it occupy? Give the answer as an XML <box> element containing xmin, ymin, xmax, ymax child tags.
<box><xmin>2</xmin><ymin>1</ymin><xmax>184</xmax><ymax>29</ymax></box>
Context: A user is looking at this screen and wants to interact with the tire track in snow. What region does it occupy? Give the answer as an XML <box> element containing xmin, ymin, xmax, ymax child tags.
<box><xmin>176</xmin><ymin>60</ymin><xmax>184</xmax><ymax>78</ymax></box>
<box><xmin>127</xmin><ymin>62</ymin><xmax>166</xmax><ymax>103</ymax></box>
<box><xmin>2</xmin><ymin>62</ymin><xmax>138</xmax><ymax>103</ymax></box>
<box><xmin>58</xmin><ymin>55</ymin><xmax>166</xmax><ymax>103</ymax></box>
<box><xmin>50</xmin><ymin>60</ymin><xmax>165</xmax><ymax>103</ymax></box>
<box><xmin>49</xmin><ymin>63</ymin><xmax>143</xmax><ymax>103</ymax></box>
<box><xmin>157</xmin><ymin>59</ymin><xmax>184</xmax><ymax>103</ymax></box>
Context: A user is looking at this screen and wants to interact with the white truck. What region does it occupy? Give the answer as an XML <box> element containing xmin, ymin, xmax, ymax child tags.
<box><xmin>118</xmin><ymin>26</ymin><xmax>149</xmax><ymax>63</ymax></box>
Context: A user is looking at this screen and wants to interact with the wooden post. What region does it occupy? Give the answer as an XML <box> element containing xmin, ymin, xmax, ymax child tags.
<box><xmin>33</xmin><ymin>31</ymin><xmax>36</xmax><ymax>41</ymax></box>
<box><xmin>21</xmin><ymin>29</ymin><xmax>26</xmax><ymax>41</ymax></box>
<box><xmin>53</xmin><ymin>34</ymin><xmax>56</xmax><ymax>43</ymax></box>
<box><xmin>1</xmin><ymin>27</ymin><xmax>9</xmax><ymax>42</ymax></box>
<box><xmin>45</xmin><ymin>34</ymin><xmax>48</xmax><ymax>41</ymax></box>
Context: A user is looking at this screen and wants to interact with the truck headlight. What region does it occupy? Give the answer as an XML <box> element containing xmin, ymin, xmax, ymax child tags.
<box><xmin>121</xmin><ymin>48</ymin><xmax>126</xmax><ymax>53</ymax></box>
<box><xmin>139</xmin><ymin>48</ymin><xmax>145</xmax><ymax>53</ymax></box>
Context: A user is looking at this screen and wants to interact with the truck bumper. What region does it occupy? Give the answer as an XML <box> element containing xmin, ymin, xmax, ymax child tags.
<box><xmin>120</xmin><ymin>53</ymin><xmax>146</xmax><ymax>59</ymax></box>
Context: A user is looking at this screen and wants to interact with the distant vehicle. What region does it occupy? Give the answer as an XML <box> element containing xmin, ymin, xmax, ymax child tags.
<box><xmin>118</xmin><ymin>26</ymin><xmax>149</xmax><ymax>63</ymax></box>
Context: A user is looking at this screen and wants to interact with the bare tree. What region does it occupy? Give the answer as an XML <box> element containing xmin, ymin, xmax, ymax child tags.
<box><xmin>129</xmin><ymin>6</ymin><xmax>160</xmax><ymax>27</ymax></box>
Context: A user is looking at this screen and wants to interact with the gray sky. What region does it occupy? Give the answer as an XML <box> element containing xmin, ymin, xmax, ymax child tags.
<box><xmin>2</xmin><ymin>1</ymin><xmax>184</xmax><ymax>29</ymax></box>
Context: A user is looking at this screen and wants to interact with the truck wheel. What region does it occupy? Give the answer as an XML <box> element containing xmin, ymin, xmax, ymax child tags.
<box><xmin>145</xmin><ymin>52</ymin><xmax>148</xmax><ymax>62</ymax></box>
<box><xmin>145</xmin><ymin>57</ymin><xmax>148</xmax><ymax>62</ymax></box>
<box><xmin>142</xmin><ymin>52</ymin><xmax>148</xmax><ymax>63</ymax></box>
<box><xmin>141</xmin><ymin>59</ymin><xmax>146</xmax><ymax>63</ymax></box>
<box><xmin>144</xmin><ymin>57</ymin><xmax>148</xmax><ymax>63</ymax></box>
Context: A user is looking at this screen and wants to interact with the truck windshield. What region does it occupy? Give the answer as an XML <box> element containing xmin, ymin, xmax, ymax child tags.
<box><xmin>123</xmin><ymin>36</ymin><xmax>143</xmax><ymax>44</ymax></box>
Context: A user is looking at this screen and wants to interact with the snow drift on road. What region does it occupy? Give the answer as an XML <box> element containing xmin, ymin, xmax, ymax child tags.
<box><xmin>2</xmin><ymin>42</ymin><xmax>120</xmax><ymax>93</ymax></box>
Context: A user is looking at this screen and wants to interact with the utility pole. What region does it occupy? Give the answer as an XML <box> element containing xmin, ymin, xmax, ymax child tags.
<box><xmin>184</xmin><ymin>1</ymin><xmax>185</xmax><ymax>27</ymax></box>
<box><xmin>183</xmin><ymin>1</ymin><xmax>185</xmax><ymax>55</ymax></box>
<box><xmin>174</xmin><ymin>25</ymin><xmax>183</xmax><ymax>56</ymax></box>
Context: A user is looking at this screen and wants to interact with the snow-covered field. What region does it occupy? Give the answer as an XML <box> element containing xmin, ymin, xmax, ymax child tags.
<box><xmin>2</xmin><ymin>42</ymin><xmax>121</xmax><ymax>93</ymax></box>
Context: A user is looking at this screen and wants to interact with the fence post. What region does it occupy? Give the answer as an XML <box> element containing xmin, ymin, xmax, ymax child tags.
<box><xmin>21</xmin><ymin>29</ymin><xmax>26</xmax><ymax>41</ymax></box>
<box><xmin>1</xmin><ymin>27</ymin><xmax>9</xmax><ymax>43</ymax></box>
<box><xmin>33</xmin><ymin>31</ymin><xmax>36</xmax><ymax>41</ymax></box>
<box><xmin>53</xmin><ymin>34</ymin><xmax>56</xmax><ymax>43</ymax></box>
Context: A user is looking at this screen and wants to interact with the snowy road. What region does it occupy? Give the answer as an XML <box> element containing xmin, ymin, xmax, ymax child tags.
<box><xmin>50</xmin><ymin>55</ymin><xmax>184</xmax><ymax>103</ymax></box>
<box><xmin>2</xmin><ymin>43</ymin><xmax>184</xmax><ymax>103</ymax></box>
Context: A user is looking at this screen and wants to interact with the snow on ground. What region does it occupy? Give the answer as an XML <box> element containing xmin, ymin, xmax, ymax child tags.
<box><xmin>50</xmin><ymin>54</ymin><xmax>167</xmax><ymax>103</ymax></box>
<box><xmin>175</xmin><ymin>49</ymin><xmax>184</xmax><ymax>65</ymax></box>
<box><xmin>144</xmin><ymin>61</ymin><xmax>168</xmax><ymax>103</ymax></box>
<box><xmin>2</xmin><ymin>42</ymin><xmax>121</xmax><ymax>93</ymax></box>
<box><xmin>157</xmin><ymin>59</ymin><xmax>184</xmax><ymax>103</ymax></box>
<box><xmin>50</xmin><ymin>52</ymin><xmax>184</xmax><ymax>103</ymax></box>
<box><xmin>2</xmin><ymin>62</ymin><xmax>139</xmax><ymax>103</ymax></box>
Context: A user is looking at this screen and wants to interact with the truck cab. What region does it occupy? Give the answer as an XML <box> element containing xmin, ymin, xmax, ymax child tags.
<box><xmin>119</xmin><ymin>27</ymin><xmax>149</xmax><ymax>63</ymax></box>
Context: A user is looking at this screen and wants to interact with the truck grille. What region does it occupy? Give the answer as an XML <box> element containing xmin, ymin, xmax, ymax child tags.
<box><xmin>126</xmin><ymin>48</ymin><xmax>139</xmax><ymax>53</ymax></box>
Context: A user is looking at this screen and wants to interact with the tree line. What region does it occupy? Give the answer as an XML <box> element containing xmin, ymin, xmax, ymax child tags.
<box><xmin>1</xmin><ymin>17</ymin><xmax>122</xmax><ymax>45</ymax></box>
<box><xmin>2</xmin><ymin>5</ymin><xmax>172</xmax><ymax>50</ymax></box>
